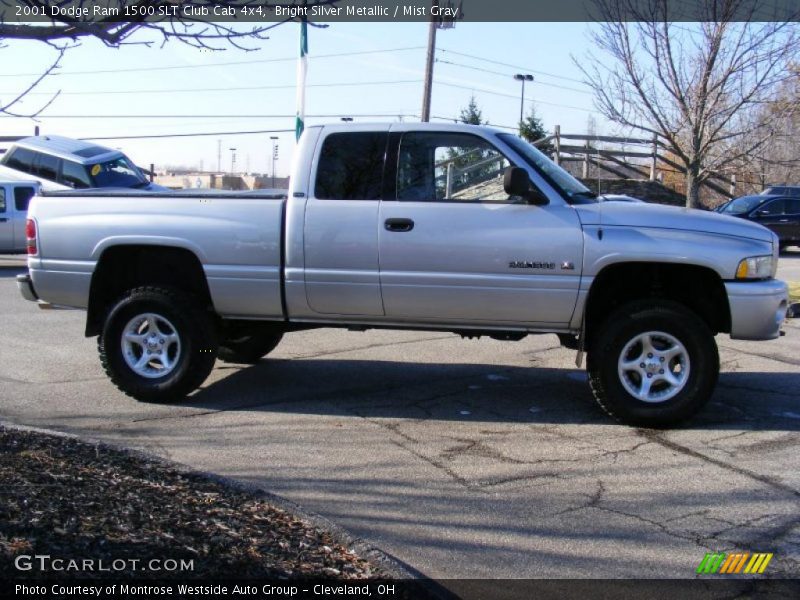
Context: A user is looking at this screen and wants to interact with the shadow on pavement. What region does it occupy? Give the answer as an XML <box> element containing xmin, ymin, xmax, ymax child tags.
<box><xmin>162</xmin><ymin>358</ymin><xmax>800</xmax><ymax>432</ymax></box>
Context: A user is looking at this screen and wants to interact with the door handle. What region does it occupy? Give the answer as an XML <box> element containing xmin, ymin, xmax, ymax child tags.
<box><xmin>779</xmin><ymin>219</ymin><xmax>788</xmax><ymax>222</ymax></box>
<box><xmin>384</xmin><ymin>218</ymin><xmax>414</xmax><ymax>232</ymax></box>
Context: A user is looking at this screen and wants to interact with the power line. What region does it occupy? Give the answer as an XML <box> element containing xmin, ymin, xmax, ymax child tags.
<box><xmin>436</xmin><ymin>59</ymin><xmax>593</xmax><ymax>95</ymax></box>
<box><xmin>10</xmin><ymin>79</ymin><xmax>422</xmax><ymax>97</ymax></box>
<box><xmin>437</xmin><ymin>48</ymin><xmax>590</xmax><ymax>86</ymax></box>
<box><xmin>436</xmin><ymin>81</ymin><xmax>596</xmax><ymax>113</ymax></box>
<box><xmin>0</xmin><ymin>46</ymin><xmax>426</xmax><ymax>78</ymax></box>
<box><xmin>0</xmin><ymin>113</ymin><xmax>421</xmax><ymax>119</ymax></box>
<box><xmin>81</xmin><ymin>128</ymin><xmax>296</xmax><ymax>141</ymax></box>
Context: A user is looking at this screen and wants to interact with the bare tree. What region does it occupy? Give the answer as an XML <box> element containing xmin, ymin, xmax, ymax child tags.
<box><xmin>0</xmin><ymin>0</ymin><xmax>334</xmax><ymax>118</ymax></box>
<box><xmin>756</xmin><ymin>66</ymin><xmax>800</xmax><ymax>187</ymax></box>
<box><xmin>577</xmin><ymin>0</ymin><xmax>800</xmax><ymax>207</ymax></box>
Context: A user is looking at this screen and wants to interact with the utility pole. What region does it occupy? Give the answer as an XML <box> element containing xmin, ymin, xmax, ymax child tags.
<box><xmin>217</xmin><ymin>140</ymin><xmax>222</xmax><ymax>172</ymax></box>
<box><xmin>229</xmin><ymin>148</ymin><xmax>236</xmax><ymax>175</ymax></box>
<box><xmin>421</xmin><ymin>0</ymin><xmax>460</xmax><ymax>122</ymax></box>
<box><xmin>420</xmin><ymin>3</ymin><xmax>438</xmax><ymax>123</ymax></box>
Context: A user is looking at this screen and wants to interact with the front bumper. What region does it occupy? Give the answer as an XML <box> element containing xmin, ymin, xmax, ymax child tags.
<box><xmin>17</xmin><ymin>273</ymin><xmax>39</xmax><ymax>302</ymax></box>
<box><xmin>725</xmin><ymin>279</ymin><xmax>788</xmax><ymax>340</ymax></box>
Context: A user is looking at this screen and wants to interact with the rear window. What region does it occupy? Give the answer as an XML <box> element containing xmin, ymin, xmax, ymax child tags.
<box><xmin>2</xmin><ymin>147</ymin><xmax>35</xmax><ymax>173</ymax></box>
<box><xmin>786</xmin><ymin>199</ymin><xmax>800</xmax><ymax>215</ymax></box>
<box><xmin>314</xmin><ymin>132</ymin><xmax>387</xmax><ymax>200</ymax></box>
<box><xmin>14</xmin><ymin>186</ymin><xmax>36</xmax><ymax>211</ymax></box>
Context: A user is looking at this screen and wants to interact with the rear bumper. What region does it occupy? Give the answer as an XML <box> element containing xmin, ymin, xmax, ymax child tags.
<box><xmin>725</xmin><ymin>279</ymin><xmax>788</xmax><ymax>340</ymax></box>
<box><xmin>16</xmin><ymin>273</ymin><xmax>39</xmax><ymax>302</ymax></box>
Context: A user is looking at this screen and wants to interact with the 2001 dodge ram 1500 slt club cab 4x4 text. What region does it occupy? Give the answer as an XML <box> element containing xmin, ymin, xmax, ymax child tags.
<box><xmin>17</xmin><ymin>123</ymin><xmax>789</xmax><ymax>426</ymax></box>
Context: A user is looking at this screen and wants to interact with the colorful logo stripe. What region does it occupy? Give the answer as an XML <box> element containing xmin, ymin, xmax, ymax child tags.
<box><xmin>697</xmin><ymin>552</ymin><xmax>773</xmax><ymax>574</ymax></box>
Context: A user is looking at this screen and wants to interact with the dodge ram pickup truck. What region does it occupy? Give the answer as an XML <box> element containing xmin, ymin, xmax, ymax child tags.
<box><xmin>17</xmin><ymin>123</ymin><xmax>789</xmax><ymax>426</ymax></box>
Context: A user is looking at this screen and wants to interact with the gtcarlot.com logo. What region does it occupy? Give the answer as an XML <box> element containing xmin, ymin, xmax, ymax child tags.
<box><xmin>697</xmin><ymin>552</ymin><xmax>773</xmax><ymax>575</ymax></box>
<box><xmin>14</xmin><ymin>555</ymin><xmax>194</xmax><ymax>572</ymax></box>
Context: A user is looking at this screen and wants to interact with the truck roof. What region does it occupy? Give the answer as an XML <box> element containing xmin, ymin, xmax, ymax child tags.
<box><xmin>309</xmin><ymin>122</ymin><xmax>509</xmax><ymax>135</ymax></box>
<box><xmin>10</xmin><ymin>135</ymin><xmax>123</xmax><ymax>165</ymax></box>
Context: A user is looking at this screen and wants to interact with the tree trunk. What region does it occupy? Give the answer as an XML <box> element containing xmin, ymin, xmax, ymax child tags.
<box><xmin>685</xmin><ymin>164</ymin><xmax>702</xmax><ymax>209</ymax></box>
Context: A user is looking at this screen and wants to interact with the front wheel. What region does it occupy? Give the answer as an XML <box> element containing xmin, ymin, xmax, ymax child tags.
<box><xmin>98</xmin><ymin>286</ymin><xmax>218</xmax><ymax>402</ymax></box>
<box><xmin>587</xmin><ymin>300</ymin><xmax>719</xmax><ymax>427</ymax></box>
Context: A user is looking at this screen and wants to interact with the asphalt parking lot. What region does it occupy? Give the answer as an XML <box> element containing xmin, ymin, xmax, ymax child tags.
<box><xmin>0</xmin><ymin>252</ymin><xmax>798</xmax><ymax>589</ymax></box>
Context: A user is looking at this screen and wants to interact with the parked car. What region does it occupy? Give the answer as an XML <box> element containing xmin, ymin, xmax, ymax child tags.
<box><xmin>0</xmin><ymin>135</ymin><xmax>167</xmax><ymax>191</ymax></box>
<box><xmin>718</xmin><ymin>194</ymin><xmax>800</xmax><ymax>250</ymax></box>
<box><xmin>0</xmin><ymin>180</ymin><xmax>39</xmax><ymax>253</ymax></box>
<box><xmin>18</xmin><ymin>123</ymin><xmax>788</xmax><ymax>427</ymax></box>
<box><xmin>760</xmin><ymin>185</ymin><xmax>800</xmax><ymax>197</ymax></box>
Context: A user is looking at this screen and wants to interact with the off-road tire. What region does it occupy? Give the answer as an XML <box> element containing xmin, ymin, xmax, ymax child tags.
<box><xmin>98</xmin><ymin>286</ymin><xmax>217</xmax><ymax>402</ymax></box>
<box><xmin>587</xmin><ymin>300</ymin><xmax>719</xmax><ymax>427</ymax></box>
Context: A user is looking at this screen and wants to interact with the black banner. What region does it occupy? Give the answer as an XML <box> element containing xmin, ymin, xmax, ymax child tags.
<box><xmin>2</xmin><ymin>0</ymin><xmax>799</xmax><ymax>24</ymax></box>
<box><xmin>5</xmin><ymin>578</ymin><xmax>800</xmax><ymax>600</ymax></box>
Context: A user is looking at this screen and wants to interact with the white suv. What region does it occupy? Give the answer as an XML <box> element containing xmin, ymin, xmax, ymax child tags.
<box><xmin>0</xmin><ymin>135</ymin><xmax>166</xmax><ymax>191</ymax></box>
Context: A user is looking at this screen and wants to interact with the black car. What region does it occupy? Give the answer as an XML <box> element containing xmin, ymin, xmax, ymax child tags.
<box><xmin>718</xmin><ymin>194</ymin><xmax>800</xmax><ymax>250</ymax></box>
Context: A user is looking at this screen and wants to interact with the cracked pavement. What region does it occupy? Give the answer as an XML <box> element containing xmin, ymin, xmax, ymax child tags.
<box><xmin>0</xmin><ymin>254</ymin><xmax>798</xmax><ymax>588</ymax></box>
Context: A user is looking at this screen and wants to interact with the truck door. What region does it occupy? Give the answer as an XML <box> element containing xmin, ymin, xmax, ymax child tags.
<box><xmin>751</xmin><ymin>198</ymin><xmax>786</xmax><ymax>240</ymax></box>
<box><xmin>378</xmin><ymin>131</ymin><xmax>583</xmax><ymax>326</ymax></box>
<box><xmin>0</xmin><ymin>186</ymin><xmax>11</xmax><ymax>252</ymax></box>
<box><xmin>303</xmin><ymin>131</ymin><xmax>387</xmax><ymax>316</ymax></box>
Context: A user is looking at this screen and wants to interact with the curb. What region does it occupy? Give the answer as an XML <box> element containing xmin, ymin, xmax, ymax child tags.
<box><xmin>0</xmin><ymin>419</ymin><xmax>459</xmax><ymax>600</ymax></box>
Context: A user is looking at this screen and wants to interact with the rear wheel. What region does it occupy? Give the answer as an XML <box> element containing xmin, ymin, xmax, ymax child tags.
<box><xmin>587</xmin><ymin>300</ymin><xmax>719</xmax><ymax>427</ymax></box>
<box><xmin>99</xmin><ymin>286</ymin><xmax>217</xmax><ymax>402</ymax></box>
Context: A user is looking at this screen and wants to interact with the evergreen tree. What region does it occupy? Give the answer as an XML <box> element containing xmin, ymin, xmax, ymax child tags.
<box><xmin>519</xmin><ymin>105</ymin><xmax>553</xmax><ymax>155</ymax></box>
<box><xmin>459</xmin><ymin>95</ymin><xmax>486</xmax><ymax>125</ymax></box>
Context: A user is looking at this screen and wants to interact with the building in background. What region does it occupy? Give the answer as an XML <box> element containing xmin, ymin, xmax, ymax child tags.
<box><xmin>154</xmin><ymin>171</ymin><xmax>289</xmax><ymax>191</ymax></box>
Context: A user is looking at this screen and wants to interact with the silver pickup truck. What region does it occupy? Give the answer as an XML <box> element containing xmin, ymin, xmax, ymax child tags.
<box><xmin>17</xmin><ymin>123</ymin><xmax>789</xmax><ymax>426</ymax></box>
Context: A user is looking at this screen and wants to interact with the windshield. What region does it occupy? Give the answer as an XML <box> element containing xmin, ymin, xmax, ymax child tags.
<box><xmin>721</xmin><ymin>196</ymin><xmax>765</xmax><ymax>215</ymax></box>
<box><xmin>89</xmin><ymin>156</ymin><xmax>148</xmax><ymax>188</ymax></box>
<box><xmin>497</xmin><ymin>133</ymin><xmax>595</xmax><ymax>202</ymax></box>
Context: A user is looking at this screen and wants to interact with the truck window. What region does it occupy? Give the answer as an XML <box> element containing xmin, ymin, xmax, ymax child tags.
<box><xmin>397</xmin><ymin>132</ymin><xmax>511</xmax><ymax>202</ymax></box>
<box><xmin>2</xmin><ymin>147</ymin><xmax>36</xmax><ymax>174</ymax></box>
<box><xmin>61</xmin><ymin>160</ymin><xmax>93</xmax><ymax>189</ymax></box>
<box><xmin>315</xmin><ymin>132</ymin><xmax>387</xmax><ymax>200</ymax></box>
<box><xmin>34</xmin><ymin>152</ymin><xmax>60</xmax><ymax>181</ymax></box>
<box><xmin>15</xmin><ymin>186</ymin><xmax>36</xmax><ymax>211</ymax></box>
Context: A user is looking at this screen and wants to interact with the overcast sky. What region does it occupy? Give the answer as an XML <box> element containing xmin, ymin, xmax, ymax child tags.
<box><xmin>1</xmin><ymin>22</ymin><xmax>607</xmax><ymax>176</ymax></box>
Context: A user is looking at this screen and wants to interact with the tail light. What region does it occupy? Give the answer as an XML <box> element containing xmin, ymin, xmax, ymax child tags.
<box><xmin>25</xmin><ymin>219</ymin><xmax>37</xmax><ymax>255</ymax></box>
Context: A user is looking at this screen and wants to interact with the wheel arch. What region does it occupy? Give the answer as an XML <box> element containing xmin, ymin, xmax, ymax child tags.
<box><xmin>86</xmin><ymin>244</ymin><xmax>213</xmax><ymax>337</ymax></box>
<box><xmin>583</xmin><ymin>261</ymin><xmax>731</xmax><ymax>347</ymax></box>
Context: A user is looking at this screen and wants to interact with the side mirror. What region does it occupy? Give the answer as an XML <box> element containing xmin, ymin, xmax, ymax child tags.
<box><xmin>503</xmin><ymin>166</ymin><xmax>548</xmax><ymax>205</ymax></box>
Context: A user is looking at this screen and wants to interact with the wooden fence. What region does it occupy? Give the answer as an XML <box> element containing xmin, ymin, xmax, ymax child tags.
<box><xmin>533</xmin><ymin>126</ymin><xmax>763</xmax><ymax>200</ymax></box>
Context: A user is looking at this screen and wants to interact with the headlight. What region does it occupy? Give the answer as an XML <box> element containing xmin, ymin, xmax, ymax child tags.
<box><xmin>735</xmin><ymin>255</ymin><xmax>775</xmax><ymax>279</ymax></box>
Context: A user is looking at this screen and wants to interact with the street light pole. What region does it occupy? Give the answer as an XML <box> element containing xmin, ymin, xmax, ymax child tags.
<box><xmin>270</xmin><ymin>136</ymin><xmax>278</xmax><ymax>188</ymax></box>
<box><xmin>513</xmin><ymin>73</ymin><xmax>534</xmax><ymax>126</ymax></box>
